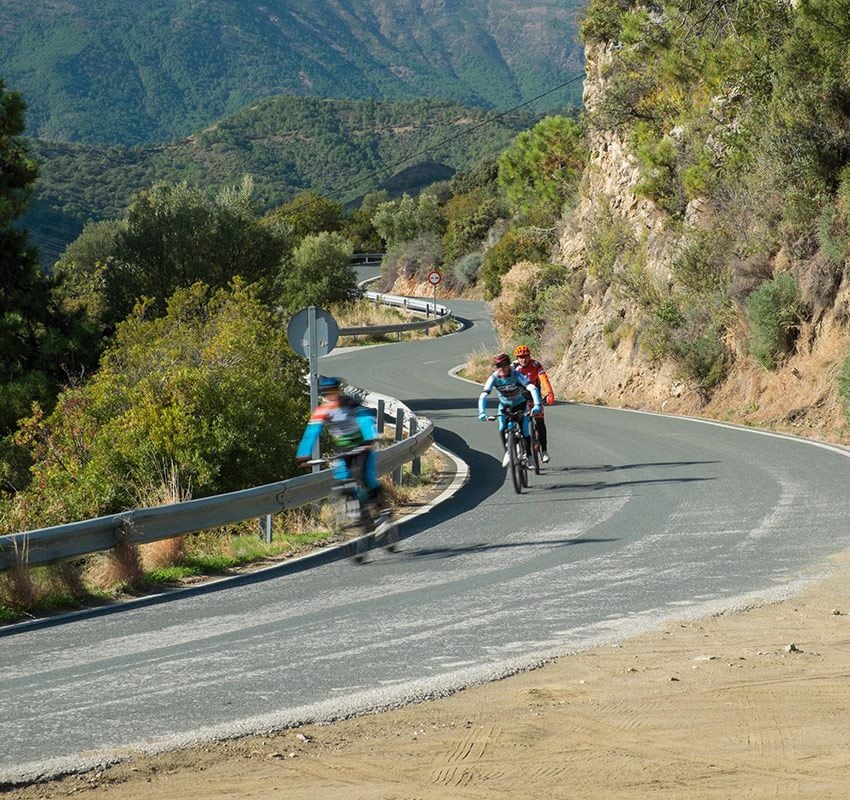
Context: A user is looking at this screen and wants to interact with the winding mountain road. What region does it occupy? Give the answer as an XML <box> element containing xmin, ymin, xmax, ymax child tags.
<box><xmin>3</xmin><ymin>296</ymin><xmax>850</xmax><ymax>784</ymax></box>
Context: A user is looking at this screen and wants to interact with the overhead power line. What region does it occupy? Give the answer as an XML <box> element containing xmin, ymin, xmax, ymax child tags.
<box><xmin>279</xmin><ymin>71</ymin><xmax>586</xmax><ymax>218</ymax></box>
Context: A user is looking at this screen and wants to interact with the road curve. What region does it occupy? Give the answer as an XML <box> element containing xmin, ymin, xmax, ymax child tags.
<box><xmin>2</xmin><ymin>297</ymin><xmax>850</xmax><ymax>784</ymax></box>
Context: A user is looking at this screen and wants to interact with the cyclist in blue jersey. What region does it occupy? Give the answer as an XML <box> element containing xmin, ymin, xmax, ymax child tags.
<box><xmin>478</xmin><ymin>353</ymin><xmax>542</xmax><ymax>466</ymax></box>
<box><xmin>295</xmin><ymin>376</ymin><xmax>388</xmax><ymax>514</ymax></box>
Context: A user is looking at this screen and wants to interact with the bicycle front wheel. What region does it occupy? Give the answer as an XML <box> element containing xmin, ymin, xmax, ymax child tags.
<box><xmin>507</xmin><ymin>428</ymin><xmax>523</xmax><ymax>494</ymax></box>
<box><xmin>518</xmin><ymin>434</ymin><xmax>529</xmax><ymax>488</ymax></box>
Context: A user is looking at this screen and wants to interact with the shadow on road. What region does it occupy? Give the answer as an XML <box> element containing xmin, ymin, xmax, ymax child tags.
<box><xmin>551</xmin><ymin>460</ymin><xmax>720</xmax><ymax>473</ymax></box>
<box><xmin>538</xmin><ymin>476</ymin><xmax>717</xmax><ymax>493</ymax></box>
<box><xmin>400</xmin><ymin>536</ymin><xmax>617</xmax><ymax>562</ymax></box>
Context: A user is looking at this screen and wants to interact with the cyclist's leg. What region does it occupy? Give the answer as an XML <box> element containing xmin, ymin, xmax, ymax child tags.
<box><xmin>536</xmin><ymin>411</ymin><xmax>548</xmax><ymax>446</ymax></box>
<box><xmin>332</xmin><ymin>453</ymin><xmax>351</xmax><ymax>482</ymax></box>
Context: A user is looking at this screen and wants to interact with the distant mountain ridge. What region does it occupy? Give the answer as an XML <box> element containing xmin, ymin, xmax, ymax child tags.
<box><xmin>23</xmin><ymin>94</ymin><xmax>538</xmax><ymax>264</ymax></box>
<box><xmin>1</xmin><ymin>0</ymin><xmax>584</xmax><ymax>145</ymax></box>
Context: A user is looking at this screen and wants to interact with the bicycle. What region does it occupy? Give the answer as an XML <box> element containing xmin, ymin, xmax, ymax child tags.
<box><xmin>305</xmin><ymin>446</ymin><xmax>398</xmax><ymax>563</ymax></box>
<box><xmin>487</xmin><ymin>406</ymin><xmax>532</xmax><ymax>494</ymax></box>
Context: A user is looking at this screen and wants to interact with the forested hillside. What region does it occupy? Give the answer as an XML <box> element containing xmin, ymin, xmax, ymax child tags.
<box><xmin>23</xmin><ymin>95</ymin><xmax>537</xmax><ymax>265</ymax></box>
<box><xmin>0</xmin><ymin>0</ymin><xmax>583</xmax><ymax>145</ymax></box>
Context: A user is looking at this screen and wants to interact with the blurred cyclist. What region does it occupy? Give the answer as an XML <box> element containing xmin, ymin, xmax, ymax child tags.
<box><xmin>295</xmin><ymin>376</ymin><xmax>389</xmax><ymax>519</ymax></box>
<box><xmin>512</xmin><ymin>344</ymin><xmax>555</xmax><ymax>463</ymax></box>
<box><xmin>478</xmin><ymin>352</ymin><xmax>542</xmax><ymax>467</ymax></box>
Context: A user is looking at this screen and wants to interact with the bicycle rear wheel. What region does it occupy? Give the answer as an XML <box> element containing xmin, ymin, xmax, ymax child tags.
<box><xmin>507</xmin><ymin>428</ymin><xmax>523</xmax><ymax>494</ymax></box>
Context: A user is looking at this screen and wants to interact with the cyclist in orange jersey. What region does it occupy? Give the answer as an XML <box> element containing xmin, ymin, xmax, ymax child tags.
<box><xmin>512</xmin><ymin>344</ymin><xmax>554</xmax><ymax>463</ymax></box>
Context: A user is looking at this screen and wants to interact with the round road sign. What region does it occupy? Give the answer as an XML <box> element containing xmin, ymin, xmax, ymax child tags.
<box><xmin>427</xmin><ymin>270</ymin><xmax>442</xmax><ymax>286</ymax></box>
<box><xmin>286</xmin><ymin>307</ymin><xmax>339</xmax><ymax>358</ymax></box>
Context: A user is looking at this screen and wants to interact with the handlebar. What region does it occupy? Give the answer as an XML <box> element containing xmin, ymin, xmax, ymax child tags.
<box><xmin>299</xmin><ymin>444</ymin><xmax>373</xmax><ymax>467</ymax></box>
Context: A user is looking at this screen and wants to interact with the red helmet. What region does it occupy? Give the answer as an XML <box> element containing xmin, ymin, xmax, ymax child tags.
<box><xmin>514</xmin><ymin>344</ymin><xmax>531</xmax><ymax>358</ymax></box>
<box><xmin>493</xmin><ymin>352</ymin><xmax>511</xmax><ymax>369</ymax></box>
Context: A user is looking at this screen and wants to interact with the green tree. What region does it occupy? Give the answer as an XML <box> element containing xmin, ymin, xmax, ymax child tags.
<box><xmin>480</xmin><ymin>228</ymin><xmax>550</xmax><ymax>298</ymax></box>
<box><xmin>341</xmin><ymin>190</ymin><xmax>390</xmax><ymax>251</ymax></box>
<box><xmin>0</xmin><ymin>81</ymin><xmax>95</xmax><ymax>450</ymax></box>
<box><xmin>267</xmin><ymin>190</ymin><xmax>343</xmax><ymax>245</ymax></box>
<box><xmin>498</xmin><ymin>116</ymin><xmax>587</xmax><ymax>223</ymax></box>
<box><xmin>371</xmin><ymin>193</ymin><xmax>444</xmax><ymax>248</ymax></box>
<box><xmin>442</xmin><ymin>188</ymin><xmax>504</xmax><ymax>263</ymax></box>
<box><xmin>8</xmin><ymin>281</ymin><xmax>308</xmax><ymax>529</ymax></box>
<box><xmin>55</xmin><ymin>177</ymin><xmax>288</xmax><ymax>333</ymax></box>
<box><xmin>276</xmin><ymin>231</ymin><xmax>356</xmax><ymax>313</ymax></box>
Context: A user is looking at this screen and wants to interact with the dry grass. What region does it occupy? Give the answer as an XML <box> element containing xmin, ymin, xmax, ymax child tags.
<box><xmin>0</xmin><ymin>563</ymin><xmax>36</xmax><ymax>613</ymax></box>
<box><xmin>461</xmin><ymin>346</ymin><xmax>496</xmax><ymax>385</ymax></box>
<box><xmin>85</xmin><ymin>524</ymin><xmax>146</xmax><ymax>592</ymax></box>
<box><xmin>333</xmin><ymin>299</ymin><xmax>459</xmax><ymax>347</ymax></box>
<box><xmin>137</xmin><ymin>463</ymin><xmax>191</xmax><ymax>571</ymax></box>
<box><xmin>700</xmin><ymin>322</ymin><xmax>850</xmax><ymax>442</ymax></box>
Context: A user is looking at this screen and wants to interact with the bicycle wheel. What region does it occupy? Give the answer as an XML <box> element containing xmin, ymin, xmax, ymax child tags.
<box><xmin>518</xmin><ymin>434</ymin><xmax>529</xmax><ymax>488</ymax></box>
<box><xmin>529</xmin><ymin>416</ymin><xmax>541</xmax><ymax>475</ymax></box>
<box><xmin>507</xmin><ymin>428</ymin><xmax>523</xmax><ymax>494</ymax></box>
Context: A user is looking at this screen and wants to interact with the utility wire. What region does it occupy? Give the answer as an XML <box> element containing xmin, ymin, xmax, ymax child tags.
<box><xmin>278</xmin><ymin>71</ymin><xmax>586</xmax><ymax>218</ymax></box>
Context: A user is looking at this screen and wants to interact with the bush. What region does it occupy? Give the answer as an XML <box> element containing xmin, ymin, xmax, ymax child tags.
<box><xmin>451</xmin><ymin>252</ymin><xmax>483</xmax><ymax>290</ymax></box>
<box><xmin>379</xmin><ymin>233</ymin><xmax>443</xmax><ymax>290</ymax></box>
<box><xmin>276</xmin><ymin>231</ymin><xmax>355</xmax><ymax>313</ymax></box>
<box><xmin>746</xmin><ymin>273</ymin><xmax>800</xmax><ymax>369</ymax></box>
<box><xmin>585</xmin><ymin>202</ymin><xmax>636</xmax><ymax>287</ymax></box>
<box><xmin>7</xmin><ymin>282</ymin><xmax>309</xmax><ymax>530</ymax></box>
<box><xmin>480</xmin><ymin>228</ymin><xmax>549</xmax><ymax>298</ymax></box>
<box><xmin>580</xmin><ymin>0</ymin><xmax>629</xmax><ymax>43</ymax></box>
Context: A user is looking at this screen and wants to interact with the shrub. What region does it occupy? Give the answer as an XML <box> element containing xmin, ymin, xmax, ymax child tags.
<box><xmin>480</xmin><ymin>228</ymin><xmax>549</xmax><ymax>298</ymax></box>
<box><xmin>745</xmin><ymin>273</ymin><xmax>800</xmax><ymax>369</ymax></box>
<box><xmin>379</xmin><ymin>233</ymin><xmax>443</xmax><ymax>290</ymax></box>
<box><xmin>580</xmin><ymin>0</ymin><xmax>630</xmax><ymax>43</ymax></box>
<box><xmin>8</xmin><ymin>281</ymin><xmax>309</xmax><ymax>529</ymax></box>
<box><xmin>585</xmin><ymin>203</ymin><xmax>636</xmax><ymax>287</ymax></box>
<box><xmin>451</xmin><ymin>252</ymin><xmax>483</xmax><ymax>290</ymax></box>
<box><xmin>441</xmin><ymin>189</ymin><xmax>503</xmax><ymax>263</ymax></box>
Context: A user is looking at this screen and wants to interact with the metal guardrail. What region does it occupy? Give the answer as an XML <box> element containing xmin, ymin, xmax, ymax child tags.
<box><xmin>339</xmin><ymin>291</ymin><xmax>452</xmax><ymax>336</ymax></box>
<box><xmin>0</xmin><ymin>390</ymin><xmax>432</xmax><ymax>572</ymax></box>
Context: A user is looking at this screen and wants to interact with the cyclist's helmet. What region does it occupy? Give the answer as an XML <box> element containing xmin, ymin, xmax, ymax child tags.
<box><xmin>514</xmin><ymin>344</ymin><xmax>531</xmax><ymax>358</ymax></box>
<box><xmin>493</xmin><ymin>352</ymin><xmax>511</xmax><ymax>369</ymax></box>
<box><xmin>317</xmin><ymin>375</ymin><xmax>342</xmax><ymax>394</ymax></box>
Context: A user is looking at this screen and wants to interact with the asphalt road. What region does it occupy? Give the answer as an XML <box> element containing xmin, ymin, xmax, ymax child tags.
<box><xmin>3</xmin><ymin>297</ymin><xmax>850</xmax><ymax>784</ymax></box>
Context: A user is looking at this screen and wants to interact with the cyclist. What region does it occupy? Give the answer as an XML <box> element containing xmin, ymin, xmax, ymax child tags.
<box><xmin>478</xmin><ymin>353</ymin><xmax>542</xmax><ymax>466</ymax></box>
<box><xmin>512</xmin><ymin>344</ymin><xmax>555</xmax><ymax>463</ymax></box>
<box><xmin>295</xmin><ymin>376</ymin><xmax>390</xmax><ymax>523</ymax></box>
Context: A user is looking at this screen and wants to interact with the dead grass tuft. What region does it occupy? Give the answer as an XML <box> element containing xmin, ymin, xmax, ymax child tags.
<box><xmin>86</xmin><ymin>527</ymin><xmax>146</xmax><ymax>592</ymax></box>
<box><xmin>0</xmin><ymin>563</ymin><xmax>36</xmax><ymax>612</ymax></box>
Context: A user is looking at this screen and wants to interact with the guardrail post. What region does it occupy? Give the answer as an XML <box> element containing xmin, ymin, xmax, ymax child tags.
<box><xmin>376</xmin><ymin>399</ymin><xmax>385</xmax><ymax>433</ymax></box>
<box><xmin>410</xmin><ymin>416</ymin><xmax>421</xmax><ymax>476</ymax></box>
<box><xmin>259</xmin><ymin>514</ymin><xmax>272</xmax><ymax>543</ymax></box>
<box><xmin>393</xmin><ymin>409</ymin><xmax>405</xmax><ymax>485</ymax></box>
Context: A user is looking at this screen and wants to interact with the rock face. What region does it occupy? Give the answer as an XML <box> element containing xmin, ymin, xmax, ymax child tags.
<box><xmin>545</xmin><ymin>42</ymin><xmax>848</xmax><ymax>442</ymax></box>
<box><xmin>552</xmin><ymin>41</ymin><xmax>683</xmax><ymax>407</ymax></box>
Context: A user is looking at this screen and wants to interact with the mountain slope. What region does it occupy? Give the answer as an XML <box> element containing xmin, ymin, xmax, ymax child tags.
<box><xmin>1</xmin><ymin>0</ymin><xmax>584</xmax><ymax>145</ymax></box>
<box><xmin>22</xmin><ymin>94</ymin><xmax>537</xmax><ymax>264</ymax></box>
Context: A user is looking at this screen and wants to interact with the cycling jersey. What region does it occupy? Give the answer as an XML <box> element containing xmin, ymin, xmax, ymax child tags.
<box><xmin>296</xmin><ymin>395</ymin><xmax>380</xmax><ymax>490</ymax></box>
<box><xmin>478</xmin><ymin>367</ymin><xmax>541</xmax><ymax>413</ymax></box>
<box><xmin>513</xmin><ymin>358</ymin><xmax>553</xmax><ymax>399</ymax></box>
